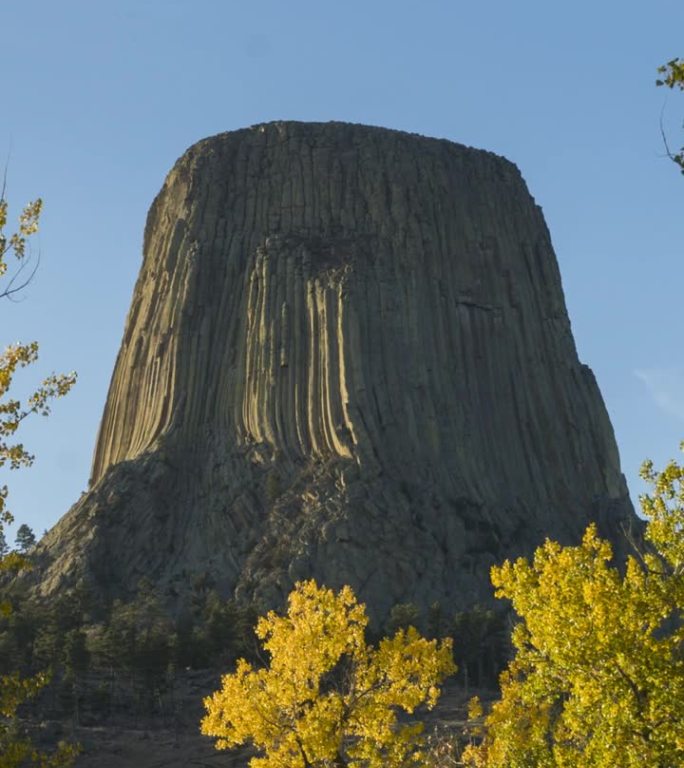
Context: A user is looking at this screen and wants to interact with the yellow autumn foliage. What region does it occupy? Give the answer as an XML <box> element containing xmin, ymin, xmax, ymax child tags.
<box><xmin>0</xmin><ymin>672</ymin><xmax>78</xmax><ymax>768</ymax></box>
<box><xmin>463</xmin><ymin>447</ymin><xmax>684</xmax><ymax>768</ymax></box>
<box><xmin>201</xmin><ymin>579</ymin><xmax>455</xmax><ymax>767</ymax></box>
<box><xmin>0</xmin><ymin>192</ymin><xmax>78</xmax><ymax>767</ymax></box>
<box><xmin>657</xmin><ymin>57</ymin><xmax>684</xmax><ymax>172</ymax></box>
<box><xmin>0</xmin><ymin>194</ymin><xmax>76</xmax><ymax>528</ymax></box>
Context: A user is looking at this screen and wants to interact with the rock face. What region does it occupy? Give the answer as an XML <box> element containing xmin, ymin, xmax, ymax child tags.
<box><xmin>35</xmin><ymin>121</ymin><xmax>635</xmax><ymax>620</ymax></box>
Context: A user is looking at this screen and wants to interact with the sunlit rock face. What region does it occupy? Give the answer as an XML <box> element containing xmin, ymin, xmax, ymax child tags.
<box><xmin>36</xmin><ymin>122</ymin><xmax>635</xmax><ymax>619</ymax></box>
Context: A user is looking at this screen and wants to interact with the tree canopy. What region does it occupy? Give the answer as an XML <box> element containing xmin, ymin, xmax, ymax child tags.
<box><xmin>0</xmin><ymin>191</ymin><xmax>77</xmax><ymax>767</ymax></box>
<box><xmin>463</xmin><ymin>448</ymin><xmax>684</xmax><ymax>768</ymax></box>
<box><xmin>14</xmin><ymin>524</ymin><xmax>35</xmax><ymax>554</ymax></box>
<box><xmin>657</xmin><ymin>57</ymin><xmax>684</xmax><ymax>173</ymax></box>
<box><xmin>0</xmin><ymin>195</ymin><xmax>76</xmax><ymax>535</ymax></box>
<box><xmin>201</xmin><ymin>579</ymin><xmax>455</xmax><ymax>768</ymax></box>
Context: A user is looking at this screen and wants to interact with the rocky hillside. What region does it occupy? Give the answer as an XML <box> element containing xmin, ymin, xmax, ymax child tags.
<box><xmin>31</xmin><ymin>121</ymin><xmax>635</xmax><ymax>621</ymax></box>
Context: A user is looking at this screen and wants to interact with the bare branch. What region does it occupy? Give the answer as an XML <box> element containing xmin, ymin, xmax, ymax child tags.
<box><xmin>0</xmin><ymin>249</ymin><xmax>40</xmax><ymax>302</ymax></box>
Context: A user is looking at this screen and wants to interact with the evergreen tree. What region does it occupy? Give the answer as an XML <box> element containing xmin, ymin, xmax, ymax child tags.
<box><xmin>14</xmin><ymin>523</ymin><xmax>35</xmax><ymax>553</ymax></box>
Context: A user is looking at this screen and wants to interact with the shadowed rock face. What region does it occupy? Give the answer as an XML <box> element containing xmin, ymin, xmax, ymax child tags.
<box><xmin>35</xmin><ymin>121</ymin><xmax>635</xmax><ymax>619</ymax></box>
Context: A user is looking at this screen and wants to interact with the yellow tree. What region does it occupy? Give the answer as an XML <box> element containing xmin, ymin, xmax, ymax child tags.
<box><xmin>1</xmin><ymin>196</ymin><xmax>76</xmax><ymax>530</ymax></box>
<box><xmin>0</xmin><ymin>192</ymin><xmax>77</xmax><ymax>767</ymax></box>
<box><xmin>201</xmin><ymin>580</ymin><xmax>455</xmax><ymax>768</ymax></box>
<box><xmin>657</xmin><ymin>57</ymin><xmax>684</xmax><ymax>173</ymax></box>
<box><xmin>463</xmin><ymin>447</ymin><xmax>684</xmax><ymax>768</ymax></box>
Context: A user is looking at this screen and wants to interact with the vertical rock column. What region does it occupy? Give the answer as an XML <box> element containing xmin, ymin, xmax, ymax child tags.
<box><xmin>39</xmin><ymin>121</ymin><xmax>633</xmax><ymax>617</ymax></box>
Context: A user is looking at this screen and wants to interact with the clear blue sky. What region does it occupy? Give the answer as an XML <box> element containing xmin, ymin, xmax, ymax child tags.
<box><xmin>1</xmin><ymin>1</ymin><xmax>683</xmax><ymax>540</ymax></box>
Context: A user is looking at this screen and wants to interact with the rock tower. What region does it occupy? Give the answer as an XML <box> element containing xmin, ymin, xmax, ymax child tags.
<box><xmin>36</xmin><ymin>122</ymin><xmax>634</xmax><ymax>619</ymax></box>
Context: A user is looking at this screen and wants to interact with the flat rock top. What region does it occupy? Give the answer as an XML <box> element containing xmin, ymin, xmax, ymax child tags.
<box><xmin>185</xmin><ymin>119</ymin><xmax>513</xmax><ymax>163</ymax></box>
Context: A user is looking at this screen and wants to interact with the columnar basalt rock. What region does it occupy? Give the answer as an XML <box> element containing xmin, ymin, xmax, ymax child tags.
<box><xmin>35</xmin><ymin>121</ymin><xmax>635</xmax><ymax>619</ymax></box>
